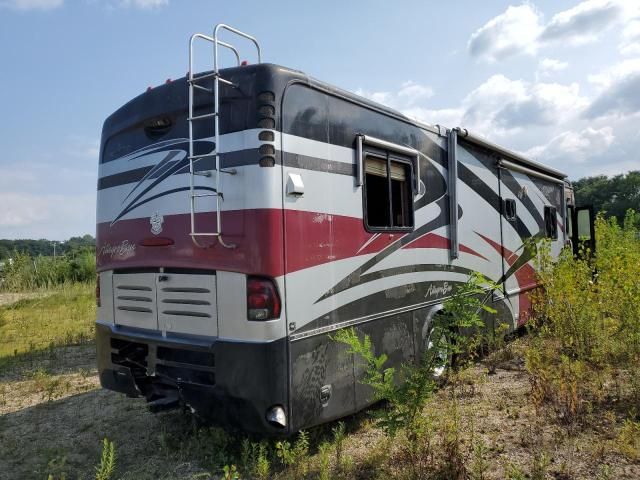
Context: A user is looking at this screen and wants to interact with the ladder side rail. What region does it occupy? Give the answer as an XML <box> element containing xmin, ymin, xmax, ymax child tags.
<box><xmin>213</xmin><ymin>24</ymin><xmax>261</xmax><ymax>63</ymax></box>
<box><xmin>188</xmin><ymin>35</ymin><xmax>198</xmax><ymax>239</ymax></box>
<box><xmin>190</xmin><ymin>34</ymin><xmax>240</xmax><ymax>66</ymax></box>
<box><xmin>214</xmin><ymin>34</ymin><xmax>222</xmax><ymax>243</ymax></box>
<box><xmin>211</xmin><ymin>32</ymin><xmax>237</xmax><ymax>250</ymax></box>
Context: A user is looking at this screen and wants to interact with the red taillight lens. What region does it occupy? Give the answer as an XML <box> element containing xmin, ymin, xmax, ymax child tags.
<box><xmin>139</xmin><ymin>237</ymin><xmax>174</xmax><ymax>247</ymax></box>
<box><xmin>247</xmin><ymin>277</ymin><xmax>281</xmax><ymax>321</ymax></box>
<box><xmin>96</xmin><ymin>274</ymin><xmax>101</xmax><ymax>307</ymax></box>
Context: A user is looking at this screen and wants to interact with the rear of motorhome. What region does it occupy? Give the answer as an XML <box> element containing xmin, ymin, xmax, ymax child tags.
<box><xmin>95</xmin><ymin>25</ymin><xmax>595</xmax><ymax>434</ymax></box>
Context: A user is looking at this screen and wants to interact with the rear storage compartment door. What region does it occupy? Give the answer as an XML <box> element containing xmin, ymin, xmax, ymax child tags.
<box><xmin>113</xmin><ymin>273</ymin><xmax>158</xmax><ymax>330</ymax></box>
<box><xmin>113</xmin><ymin>272</ymin><xmax>218</xmax><ymax>337</ymax></box>
<box><xmin>157</xmin><ymin>274</ymin><xmax>217</xmax><ymax>337</ymax></box>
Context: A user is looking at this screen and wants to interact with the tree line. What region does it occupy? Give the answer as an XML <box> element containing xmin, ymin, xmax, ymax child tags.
<box><xmin>0</xmin><ymin>235</ymin><xmax>95</xmax><ymax>262</ymax></box>
<box><xmin>573</xmin><ymin>170</ymin><xmax>640</xmax><ymax>226</ymax></box>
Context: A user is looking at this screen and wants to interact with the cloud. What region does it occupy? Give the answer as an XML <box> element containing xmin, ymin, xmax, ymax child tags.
<box><xmin>396</xmin><ymin>81</ymin><xmax>434</xmax><ymax>106</ymax></box>
<box><xmin>356</xmin><ymin>80</ymin><xmax>434</xmax><ymax>111</ymax></box>
<box><xmin>586</xmin><ymin>71</ymin><xmax>640</xmax><ymax>118</ymax></box>
<box><xmin>539</xmin><ymin>0</ymin><xmax>622</xmax><ymax>45</ymax></box>
<box><xmin>354</xmin><ymin>72</ymin><xmax>635</xmax><ymax>177</ymax></box>
<box><xmin>0</xmin><ymin>133</ymin><xmax>98</xmax><ymax>239</ymax></box>
<box><xmin>0</xmin><ymin>0</ymin><xmax>62</xmax><ymax>10</ymax></box>
<box><xmin>468</xmin><ymin>4</ymin><xmax>542</xmax><ymax>62</ymax></box>
<box><xmin>526</xmin><ymin>126</ymin><xmax>615</xmax><ymax>163</ymax></box>
<box><xmin>468</xmin><ymin>0</ymin><xmax>626</xmax><ymax>62</ymax></box>
<box><xmin>357</xmin><ymin>74</ymin><xmax>587</xmax><ymax>142</ymax></box>
<box><xmin>460</xmin><ymin>75</ymin><xmax>587</xmax><ymax>136</ymax></box>
<box><xmin>537</xmin><ymin>58</ymin><xmax>569</xmax><ymax>78</ymax></box>
<box><xmin>401</xmin><ymin>107</ymin><xmax>463</xmax><ymax>128</ymax></box>
<box><xmin>587</xmin><ymin>57</ymin><xmax>640</xmax><ymax>88</ymax></box>
<box><xmin>0</xmin><ymin>192</ymin><xmax>95</xmax><ymax>239</ymax></box>
<box><xmin>619</xmin><ymin>18</ymin><xmax>640</xmax><ymax>55</ymax></box>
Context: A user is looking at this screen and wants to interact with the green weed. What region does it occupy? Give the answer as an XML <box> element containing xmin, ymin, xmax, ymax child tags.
<box><xmin>95</xmin><ymin>438</ymin><xmax>116</xmax><ymax>480</ymax></box>
<box><xmin>276</xmin><ymin>430</ymin><xmax>309</xmax><ymax>477</ymax></box>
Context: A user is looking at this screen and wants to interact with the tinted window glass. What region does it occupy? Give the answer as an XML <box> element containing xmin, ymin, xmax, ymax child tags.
<box><xmin>364</xmin><ymin>154</ymin><xmax>413</xmax><ymax>230</ymax></box>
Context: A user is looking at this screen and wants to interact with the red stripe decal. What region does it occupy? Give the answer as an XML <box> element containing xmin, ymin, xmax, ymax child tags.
<box><xmin>403</xmin><ymin>232</ymin><xmax>489</xmax><ymax>261</ymax></box>
<box><xmin>99</xmin><ymin>209</ymin><xmax>489</xmax><ymax>278</ymax></box>
<box><xmin>475</xmin><ymin>232</ymin><xmax>537</xmax><ymax>326</ymax></box>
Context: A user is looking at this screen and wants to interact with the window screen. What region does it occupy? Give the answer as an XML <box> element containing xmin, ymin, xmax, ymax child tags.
<box><xmin>544</xmin><ymin>206</ymin><xmax>558</xmax><ymax>239</ymax></box>
<box><xmin>364</xmin><ymin>153</ymin><xmax>413</xmax><ymax>231</ymax></box>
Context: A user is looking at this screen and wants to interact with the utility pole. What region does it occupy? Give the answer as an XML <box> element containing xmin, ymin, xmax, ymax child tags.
<box><xmin>52</xmin><ymin>241</ymin><xmax>58</xmax><ymax>259</ymax></box>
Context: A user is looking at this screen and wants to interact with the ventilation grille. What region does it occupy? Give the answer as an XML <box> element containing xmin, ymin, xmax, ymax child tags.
<box><xmin>112</xmin><ymin>272</ymin><xmax>217</xmax><ymax>336</ymax></box>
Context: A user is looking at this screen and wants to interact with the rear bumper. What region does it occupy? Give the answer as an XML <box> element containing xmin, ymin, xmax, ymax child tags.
<box><xmin>96</xmin><ymin>322</ymin><xmax>289</xmax><ymax>434</ymax></box>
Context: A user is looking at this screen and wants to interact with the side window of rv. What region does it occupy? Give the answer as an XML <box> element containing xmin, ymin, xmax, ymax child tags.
<box><xmin>364</xmin><ymin>153</ymin><xmax>414</xmax><ymax>231</ymax></box>
<box><xmin>544</xmin><ymin>206</ymin><xmax>558</xmax><ymax>239</ymax></box>
<box><xmin>504</xmin><ymin>198</ymin><xmax>517</xmax><ymax>221</ymax></box>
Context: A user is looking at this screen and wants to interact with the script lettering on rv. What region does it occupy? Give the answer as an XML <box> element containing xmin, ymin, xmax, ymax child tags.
<box><xmin>99</xmin><ymin>240</ymin><xmax>136</xmax><ymax>259</ymax></box>
<box><xmin>424</xmin><ymin>282</ymin><xmax>453</xmax><ymax>299</ymax></box>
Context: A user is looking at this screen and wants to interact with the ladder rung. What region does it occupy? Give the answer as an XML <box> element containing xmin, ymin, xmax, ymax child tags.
<box><xmin>189</xmin><ymin>72</ymin><xmax>236</xmax><ymax>87</ymax></box>
<box><xmin>189</xmin><ymin>112</ymin><xmax>218</xmax><ymax>121</ymax></box>
<box><xmin>188</xmin><ymin>152</ymin><xmax>217</xmax><ymax>160</ymax></box>
<box><xmin>190</xmin><ymin>232</ymin><xmax>221</xmax><ymax>237</ymax></box>
<box><xmin>191</xmin><ymin>193</ymin><xmax>219</xmax><ymax>198</ymax></box>
<box><xmin>190</xmin><ymin>72</ymin><xmax>218</xmax><ymax>82</ymax></box>
<box><xmin>192</xmin><ymin>84</ymin><xmax>212</xmax><ymax>93</ymax></box>
<box><xmin>192</xmin><ymin>170</ymin><xmax>212</xmax><ymax>177</ymax></box>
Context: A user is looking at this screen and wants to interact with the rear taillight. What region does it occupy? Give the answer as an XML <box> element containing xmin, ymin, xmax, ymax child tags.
<box><xmin>96</xmin><ymin>274</ymin><xmax>101</xmax><ymax>307</ymax></box>
<box><xmin>247</xmin><ymin>277</ymin><xmax>281</xmax><ymax>321</ymax></box>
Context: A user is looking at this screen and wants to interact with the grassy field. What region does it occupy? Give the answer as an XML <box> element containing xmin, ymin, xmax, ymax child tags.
<box><xmin>0</xmin><ymin>283</ymin><xmax>95</xmax><ymax>371</ymax></box>
<box><xmin>0</xmin><ymin>288</ymin><xmax>638</xmax><ymax>479</ymax></box>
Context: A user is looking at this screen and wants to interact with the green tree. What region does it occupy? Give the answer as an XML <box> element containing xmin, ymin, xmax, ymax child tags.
<box><xmin>573</xmin><ymin>171</ymin><xmax>640</xmax><ymax>227</ymax></box>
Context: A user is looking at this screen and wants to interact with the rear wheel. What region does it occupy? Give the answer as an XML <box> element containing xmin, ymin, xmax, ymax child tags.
<box><xmin>423</xmin><ymin>317</ymin><xmax>456</xmax><ymax>379</ymax></box>
<box><xmin>427</xmin><ymin>329</ymin><xmax>450</xmax><ymax>378</ymax></box>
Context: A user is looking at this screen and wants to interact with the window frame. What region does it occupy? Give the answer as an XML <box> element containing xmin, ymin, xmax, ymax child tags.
<box><xmin>362</xmin><ymin>148</ymin><xmax>415</xmax><ymax>233</ymax></box>
<box><xmin>566</xmin><ymin>203</ymin><xmax>574</xmax><ymax>237</ymax></box>
<box><xmin>544</xmin><ymin>205</ymin><xmax>558</xmax><ymax>240</ymax></box>
<box><xmin>503</xmin><ymin>198</ymin><xmax>517</xmax><ymax>222</ymax></box>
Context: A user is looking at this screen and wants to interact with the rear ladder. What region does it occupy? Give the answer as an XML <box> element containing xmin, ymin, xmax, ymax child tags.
<box><xmin>187</xmin><ymin>24</ymin><xmax>262</xmax><ymax>248</ymax></box>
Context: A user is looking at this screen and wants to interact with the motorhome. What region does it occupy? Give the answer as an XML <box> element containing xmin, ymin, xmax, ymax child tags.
<box><xmin>95</xmin><ymin>25</ymin><xmax>595</xmax><ymax>434</ymax></box>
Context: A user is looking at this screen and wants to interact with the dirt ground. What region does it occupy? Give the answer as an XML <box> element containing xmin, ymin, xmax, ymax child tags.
<box><xmin>0</xmin><ymin>342</ymin><xmax>638</xmax><ymax>479</ymax></box>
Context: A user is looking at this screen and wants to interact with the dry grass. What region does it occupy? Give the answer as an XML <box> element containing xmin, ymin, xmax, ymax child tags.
<box><xmin>0</xmin><ymin>338</ymin><xmax>638</xmax><ymax>479</ymax></box>
<box><xmin>0</xmin><ymin>286</ymin><xmax>639</xmax><ymax>479</ymax></box>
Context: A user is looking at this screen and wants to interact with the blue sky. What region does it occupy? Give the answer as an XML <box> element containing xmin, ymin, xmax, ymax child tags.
<box><xmin>0</xmin><ymin>0</ymin><xmax>639</xmax><ymax>239</ymax></box>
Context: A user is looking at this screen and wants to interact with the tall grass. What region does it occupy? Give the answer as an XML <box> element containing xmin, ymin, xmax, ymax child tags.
<box><xmin>527</xmin><ymin>209</ymin><xmax>640</xmax><ymax>422</ymax></box>
<box><xmin>0</xmin><ymin>249</ymin><xmax>95</xmax><ymax>292</ymax></box>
